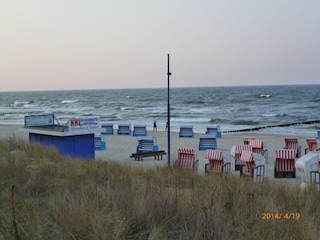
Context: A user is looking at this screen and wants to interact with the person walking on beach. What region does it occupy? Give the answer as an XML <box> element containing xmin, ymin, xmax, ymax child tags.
<box><xmin>153</xmin><ymin>120</ymin><xmax>157</xmax><ymax>131</ymax></box>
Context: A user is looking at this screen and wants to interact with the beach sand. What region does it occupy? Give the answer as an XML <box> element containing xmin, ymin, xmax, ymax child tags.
<box><xmin>0</xmin><ymin>124</ymin><xmax>315</xmax><ymax>186</ymax></box>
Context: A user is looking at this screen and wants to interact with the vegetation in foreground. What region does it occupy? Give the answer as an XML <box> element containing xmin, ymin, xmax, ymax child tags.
<box><xmin>0</xmin><ymin>137</ymin><xmax>319</xmax><ymax>240</ymax></box>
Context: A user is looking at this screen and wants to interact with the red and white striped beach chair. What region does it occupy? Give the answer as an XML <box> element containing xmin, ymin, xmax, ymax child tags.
<box><xmin>284</xmin><ymin>138</ymin><xmax>301</xmax><ymax>158</ymax></box>
<box><xmin>305</xmin><ymin>138</ymin><xmax>319</xmax><ymax>154</ymax></box>
<box><xmin>243</xmin><ymin>137</ymin><xmax>256</xmax><ymax>145</ymax></box>
<box><xmin>175</xmin><ymin>148</ymin><xmax>199</xmax><ymax>170</ymax></box>
<box><xmin>274</xmin><ymin>149</ymin><xmax>296</xmax><ymax>178</ymax></box>
<box><xmin>205</xmin><ymin>150</ymin><xmax>230</xmax><ymax>174</ymax></box>
<box><xmin>248</xmin><ymin>139</ymin><xmax>268</xmax><ymax>161</ymax></box>
<box><xmin>240</xmin><ymin>150</ymin><xmax>265</xmax><ymax>181</ymax></box>
<box><xmin>230</xmin><ymin>145</ymin><xmax>253</xmax><ymax>171</ymax></box>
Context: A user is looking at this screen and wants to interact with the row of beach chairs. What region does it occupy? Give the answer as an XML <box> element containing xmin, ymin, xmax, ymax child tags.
<box><xmin>174</xmin><ymin>147</ymin><xmax>265</xmax><ymax>182</ymax></box>
<box><xmin>101</xmin><ymin>123</ymin><xmax>147</xmax><ymax>136</ymax></box>
<box><xmin>127</xmin><ymin>133</ymin><xmax>320</xmax><ymax>187</ymax></box>
<box><xmin>178</xmin><ymin>125</ymin><xmax>222</xmax><ymax>138</ymax></box>
<box><xmin>100</xmin><ymin>123</ymin><xmax>222</xmax><ymax>138</ymax></box>
<box><xmin>174</xmin><ymin>137</ymin><xmax>320</xmax><ymax>182</ymax></box>
<box><xmin>242</xmin><ymin>137</ymin><xmax>317</xmax><ymax>178</ymax></box>
<box><xmin>274</xmin><ymin>137</ymin><xmax>319</xmax><ymax>179</ymax></box>
<box><xmin>99</xmin><ymin>123</ymin><xmax>221</xmax><ymax>151</ymax></box>
<box><xmin>98</xmin><ymin>125</ymin><xmax>320</xmax><ymax>185</ymax></box>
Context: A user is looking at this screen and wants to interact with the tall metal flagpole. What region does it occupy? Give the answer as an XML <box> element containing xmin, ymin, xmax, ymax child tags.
<box><xmin>167</xmin><ymin>54</ymin><xmax>171</xmax><ymax>166</ymax></box>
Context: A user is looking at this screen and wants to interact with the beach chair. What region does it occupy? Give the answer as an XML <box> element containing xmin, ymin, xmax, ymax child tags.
<box><xmin>243</xmin><ymin>137</ymin><xmax>256</xmax><ymax>145</ymax></box>
<box><xmin>117</xmin><ymin>124</ymin><xmax>131</xmax><ymax>135</ymax></box>
<box><xmin>101</xmin><ymin>123</ymin><xmax>114</xmax><ymax>135</ymax></box>
<box><xmin>205</xmin><ymin>125</ymin><xmax>222</xmax><ymax>138</ymax></box>
<box><xmin>284</xmin><ymin>138</ymin><xmax>301</xmax><ymax>158</ymax></box>
<box><xmin>199</xmin><ymin>134</ymin><xmax>217</xmax><ymax>150</ymax></box>
<box><xmin>240</xmin><ymin>150</ymin><xmax>265</xmax><ymax>182</ymax></box>
<box><xmin>174</xmin><ymin>148</ymin><xmax>199</xmax><ymax>170</ymax></box>
<box><xmin>136</xmin><ymin>136</ymin><xmax>158</xmax><ymax>153</ymax></box>
<box><xmin>132</xmin><ymin>124</ymin><xmax>147</xmax><ymax>136</ymax></box>
<box><xmin>305</xmin><ymin>138</ymin><xmax>319</xmax><ymax>154</ymax></box>
<box><xmin>274</xmin><ymin>149</ymin><xmax>296</xmax><ymax>178</ymax></box>
<box><xmin>94</xmin><ymin>134</ymin><xmax>106</xmax><ymax>150</ymax></box>
<box><xmin>295</xmin><ymin>152</ymin><xmax>319</xmax><ymax>188</ymax></box>
<box><xmin>230</xmin><ymin>145</ymin><xmax>253</xmax><ymax>172</ymax></box>
<box><xmin>179</xmin><ymin>125</ymin><xmax>194</xmax><ymax>138</ymax></box>
<box><xmin>204</xmin><ymin>150</ymin><xmax>230</xmax><ymax>174</ymax></box>
<box><xmin>248</xmin><ymin>139</ymin><xmax>268</xmax><ymax>161</ymax></box>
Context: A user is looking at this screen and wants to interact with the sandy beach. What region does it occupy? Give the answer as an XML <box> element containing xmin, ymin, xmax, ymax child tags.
<box><xmin>1</xmin><ymin>124</ymin><xmax>317</xmax><ymax>186</ymax></box>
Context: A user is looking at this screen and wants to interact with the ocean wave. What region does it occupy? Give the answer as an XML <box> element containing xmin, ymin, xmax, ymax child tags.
<box><xmin>99</xmin><ymin>115</ymin><xmax>120</xmax><ymax>121</ymax></box>
<box><xmin>232</xmin><ymin>120</ymin><xmax>260</xmax><ymax>125</ymax></box>
<box><xmin>149</xmin><ymin>113</ymin><xmax>168</xmax><ymax>118</ymax></box>
<box><xmin>0</xmin><ymin>114</ymin><xmax>22</xmax><ymax>120</ymax></box>
<box><xmin>23</xmin><ymin>103</ymin><xmax>39</xmax><ymax>108</ymax></box>
<box><xmin>311</xmin><ymin>98</ymin><xmax>320</xmax><ymax>103</ymax></box>
<box><xmin>0</xmin><ymin>110</ymin><xmax>43</xmax><ymax>117</ymax></box>
<box><xmin>256</xmin><ymin>94</ymin><xmax>272</xmax><ymax>98</ymax></box>
<box><xmin>257</xmin><ymin>113</ymin><xmax>289</xmax><ymax>118</ymax></box>
<box><xmin>276</xmin><ymin>113</ymin><xmax>288</xmax><ymax>118</ymax></box>
<box><xmin>61</xmin><ymin>99</ymin><xmax>79</xmax><ymax>104</ymax></box>
<box><xmin>120</xmin><ymin>107</ymin><xmax>137</xmax><ymax>111</ymax></box>
<box><xmin>258</xmin><ymin>113</ymin><xmax>278</xmax><ymax>117</ymax></box>
<box><xmin>238</xmin><ymin>107</ymin><xmax>250</xmax><ymax>112</ymax></box>
<box><xmin>209</xmin><ymin>118</ymin><xmax>226</xmax><ymax>123</ymax></box>
<box><xmin>11</xmin><ymin>101</ymin><xmax>30</xmax><ymax>107</ymax></box>
<box><xmin>183</xmin><ymin>100</ymin><xmax>205</xmax><ymax>104</ymax></box>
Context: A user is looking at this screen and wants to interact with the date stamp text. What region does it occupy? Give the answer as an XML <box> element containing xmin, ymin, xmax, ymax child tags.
<box><xmin>262</xmin><ymin>213</ymin><xmax>300</xmax><ymax>220</ymax></box>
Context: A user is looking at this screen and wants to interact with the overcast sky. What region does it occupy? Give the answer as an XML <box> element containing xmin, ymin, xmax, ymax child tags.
<box><xmin>1</xmin><ymin>0</ymin><xmax>319</xmax><ymax>91</ymax></box>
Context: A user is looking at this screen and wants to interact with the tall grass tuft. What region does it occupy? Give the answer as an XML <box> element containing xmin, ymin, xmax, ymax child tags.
<box><xmin>0</xmin><ymin>138</ymin><xmax>319</xmax><ymax>239</ymax></box>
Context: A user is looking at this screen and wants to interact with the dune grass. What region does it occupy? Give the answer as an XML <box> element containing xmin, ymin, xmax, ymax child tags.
<box><xmin>0</xmin><ymin>137</ymin><xmax>320</xmax><ymax>239</ymax></box>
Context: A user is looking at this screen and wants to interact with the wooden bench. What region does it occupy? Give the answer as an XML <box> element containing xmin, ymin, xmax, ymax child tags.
<box><xmin>130</xmin><ymin>150</ymin><xmax>166</xmax><ymax>161</ymax></box>
<box><xmin>179</xmin><ymin>125</ymin><xmax>194</xmax><ymax>138</ymax></box>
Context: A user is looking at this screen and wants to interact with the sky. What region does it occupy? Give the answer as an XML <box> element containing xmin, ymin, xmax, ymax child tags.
<box><xmin>1</xmin><ymin>0</ymin><xmax>319</xmax><ymax>91</ymax></box>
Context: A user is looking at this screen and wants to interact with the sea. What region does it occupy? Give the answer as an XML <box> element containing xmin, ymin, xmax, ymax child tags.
<box><xmin>0</xmin><ymin>84</ymin><xmax>319</xmax><ymax>137</ymax></box>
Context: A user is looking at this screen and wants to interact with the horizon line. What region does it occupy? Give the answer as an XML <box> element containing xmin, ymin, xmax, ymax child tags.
<box><xmin>1</xmin><ymin>83</ymin><xmax>319</xmax><ymax>93</ymax></box>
